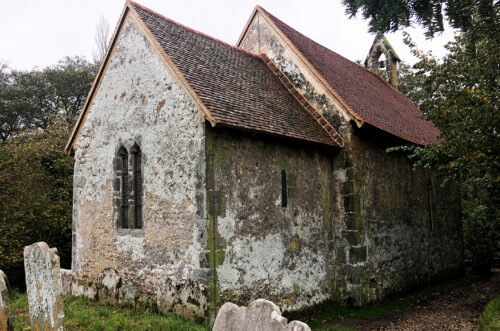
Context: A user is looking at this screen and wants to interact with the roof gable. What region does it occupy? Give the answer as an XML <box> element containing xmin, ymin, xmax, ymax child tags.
<box><xmin>248</xmin><ymin>6</ymin><xmax>440</xmax><ymax>145</ymax></box>
<box><xmin>66</xmin><ymin>1</ymin><xmax>342</xmax><ymax>152</ymax></box>
<box><xmin>131</xmin><ymin>3</ymin><xmax>339</xmax><ymax>147</ymax></box>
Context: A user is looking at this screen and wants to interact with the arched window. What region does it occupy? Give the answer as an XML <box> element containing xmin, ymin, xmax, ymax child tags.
<box><xmin>131</xmin><ymin>144</ymin><xmax>143</xmax><ymax>229</ymax></box>
<box><xmin>118</xmin><ymin>146</ymin><xmax>129</xmax><ymax>228</ymax></box>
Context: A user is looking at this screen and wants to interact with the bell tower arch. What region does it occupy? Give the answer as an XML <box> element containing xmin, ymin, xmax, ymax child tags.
<box><xmin>365</xmin><ymin>33</ymin><xmax>401</xmax><ymax>89</ymax></box>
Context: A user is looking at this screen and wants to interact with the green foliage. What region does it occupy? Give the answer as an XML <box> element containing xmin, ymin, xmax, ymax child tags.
<box><xmin>0</xmin><ymin>119</ymin><xmax>74</xmax><ymax>279</ymax></box>
<box><xmin>479</xmin><ymin>297</ymin><xmax>500</xmax><ymax>330</ymax></box>
<box><xmin>348</xmin><ymin>0</ymin><xmax>499</xmax><ymax>273</ymax></box>
<box><xmin>0</xmin><ymin>57</ymin><xmax>97</xmax><ymax>142</ymax></box>
<box><xmin>0</xmin><ymin>56</ymin><xmax>96</xmax><ymax>287</ymax></box>
<box><xmin>395</xmin><ymin>28</ymin><xmax>499</xmax><ymax>271</ymax></box>
<box><xmin>9</xmin><ymin>291</ymin><xmax>206</xmax><ymax>331</ymax></box>
<box><xmin>342</xmin><ymin>0</ymin><xmax>499</xmax><ymax>38</ymax></box>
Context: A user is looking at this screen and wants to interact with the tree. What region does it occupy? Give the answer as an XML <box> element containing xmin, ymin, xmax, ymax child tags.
<box><xmin>0</xmin><ymin>57</ymin><xmax>96</xmax><ymax>287</ymax></box>
<box><xmin>345</xmin><ymin>0</ymin><xmax>499</xmax><ymax>272</ymax></box>
<box><xmin>0</xmin><ymin>118</ymin><xmax>74</xmax><ymax>287</ymax></box>
<box><xmin>342</xmin><ymin>0</ymin><xmax>499</xmax><ymax>38</ymax></box>
<box><xmin>92</xmin><ymin>16</ymin><xmax>111</xmax><ymax>64</ymax></box>
<box><xmin>0</xmin><ymin>64</ymin><xmax>23</xmax><ymax>142</ymax></box>
<box><xmin>397</xmin><ymin>32</ymin><xmax>499</xmax><ymax>272</ymax></box>
<box><xmin>0</xmin><ymin>57</ymin><xmax>97</xmax><ymax>142</ymax></box>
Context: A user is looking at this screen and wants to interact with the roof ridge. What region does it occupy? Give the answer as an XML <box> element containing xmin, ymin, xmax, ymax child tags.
<box><xmin>130</xmin><ymin>1</ymin><xmax>259</xmax><ymax>58</ymax></box>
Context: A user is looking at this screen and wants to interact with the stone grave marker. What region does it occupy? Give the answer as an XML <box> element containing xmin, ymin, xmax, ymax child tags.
<box><xmin>0</xmin><ymin>269</ymin><xmax>13</xmax><ymax>331</ymax></box>
<box><xmin>24</xmin><ymin>242</ymin><xmax>64</xmax><ymax>331</ymax></box>
<box><xmin>213</xmin><ymin>298</ymin><xmax>310</xmax><ymax>331</ymax></box>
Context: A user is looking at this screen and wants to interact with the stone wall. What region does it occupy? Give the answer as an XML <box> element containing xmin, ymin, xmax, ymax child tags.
<box><xmin>205</xmin><ymin>127</ymin><xmax>345</xmax><ymax>313</ymax></box>
<box><xmin>343</xmin><ymin>129</ymin><xmax>463</xmax><ymax>304</ymax></box>
<box><xmin>238</xmin><ymin>12</ymin><xmax>463</xmax><ymax>307</ymax></box>
<box><xmin>205</xmin><ymin>125</ymin><xmax>463</xmax><ymax>312</ymax></box>
<box><xmin>71</xmin><ymin>13</ymin><xmax>207</xmax><ymax>295</ymax></box>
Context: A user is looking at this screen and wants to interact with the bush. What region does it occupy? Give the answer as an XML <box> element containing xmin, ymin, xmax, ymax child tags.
<box><xmin>0</xmin><ymin>119</ymin><xmax>74</xmax><ymax>288</ymax></box>
<box><xmin>479</xmin><ymin>297</ymin><xmax>500</xmax><ymax>331</ymax></box>
<box><xmin>463</xmin><ymin>202</ymin><xmax>498</xmax><ymax>273</ymax></box>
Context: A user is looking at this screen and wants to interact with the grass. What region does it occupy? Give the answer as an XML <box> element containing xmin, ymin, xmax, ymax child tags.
<box><xmin>7</xmin><ymin>274</ymin><xmax>479</xmax><ymax>331</ymax></box>
<box><xmin>286</xmin><ymin>274</ymin><xmax>478</xmax><ymax>330</ymax></box>
<box><xmin>9</xmin><ymin>291</ymin><xmax>206</xmax><ymax>331</ymax></box>
<box><xmin>479</xmin><ymin>297</ymin><xmax>500</xmax><ymax>331</ymax></box>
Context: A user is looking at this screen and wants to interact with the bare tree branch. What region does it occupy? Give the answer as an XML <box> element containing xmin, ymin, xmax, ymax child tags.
<box><xmin>92</xmin><ymin>16</ymin><xmax>110</xmax><ymax>65</ymax></box>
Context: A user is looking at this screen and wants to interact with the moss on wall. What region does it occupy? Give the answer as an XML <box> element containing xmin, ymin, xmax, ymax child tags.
<box><xmin>206</xmin><ymin>126</ymin><xmax>341</xmax><ymax>313</ymax></box>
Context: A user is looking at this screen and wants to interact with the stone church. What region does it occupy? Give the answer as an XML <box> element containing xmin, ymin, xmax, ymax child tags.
<box><xmin>64</xmin><ymin>0</ymin><xmax>463</xmax><ymax>318</ymax></box>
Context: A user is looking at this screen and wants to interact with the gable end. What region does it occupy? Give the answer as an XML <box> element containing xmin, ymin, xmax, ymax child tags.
<box><xmin>65</xmin><ymin>1</ymin><xmax>216</xmax><ymax>154</ymax></box>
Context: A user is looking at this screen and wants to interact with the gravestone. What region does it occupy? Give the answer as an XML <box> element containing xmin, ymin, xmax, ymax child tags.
<box><xmin>213</xmin><ymin>298</ymin><xmax>310</xmax><ymax>331</ymax></box>
<box><xmin>118</xmin><ymin>284</ymin><xmax>139</xmax><ymax>310</ymax></box>
<box><xmin>97</xmin><ymin>268</ymin><xmax>121</xmax><ymax>305</ymax></box>
<box><xmin>0</xmin><ymin>270</ymin><xmax>13</xmax><ymax>331</ymax></box>
<box><xmin>24</xmin><ymin>242</ymin><xmax>64</xmax><ymax>331</ymax></box>
<box><xmin>157</xmin><ymin>278</ymin><xmax>208</xmax><ymax>320</ymax></box>
<box><xmin>60</xmin><ymin>269</ymin><xmax>73</xmax><ymax>296</ymax></box>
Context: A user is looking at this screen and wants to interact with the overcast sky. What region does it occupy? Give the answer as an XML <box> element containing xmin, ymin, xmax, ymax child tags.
<box><xmin>0</xmin><ymin>0</ymin><xmax>457</xmax><ymax>71</ymax></box>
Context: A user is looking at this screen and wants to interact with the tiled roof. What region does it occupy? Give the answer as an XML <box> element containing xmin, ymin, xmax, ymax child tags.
<box><xmin>131</xmin><ymin>3</ymin><xmax>340</xmax><ymax>147</ymax></box>
<box><xmin>258</xmin><ymin>7</ymin><xmax>440</xmax><ymax>145</ymax></box>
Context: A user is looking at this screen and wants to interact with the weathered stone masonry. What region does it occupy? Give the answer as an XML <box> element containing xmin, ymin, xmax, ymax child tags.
<box><xmin>67</xmin><ymin>2</ymin><xmax>463</xmax><ymax>321</ymax></box>
<box><xmin>237</xmin><ymin>9</ymin><xmax>463</xmax><ymax>306</ymax></box>
<box><xmin>71</xmin><ymin>15</ymin><xmax>207</xmax><ymax>295</ymax></box>
<box><xmin>206</xmin><ymin>127</ymin><xmax>343</xmax><ymax>313</ymax></box>
<box><xmin>238</xmin><ymin>11</ymin><xmax>351</xmax><ymax>132</ymax></box>
<box><xmin>342</xmin><ymin>131</ymin><xmax>463</xmax><ymax>304</ymax></box>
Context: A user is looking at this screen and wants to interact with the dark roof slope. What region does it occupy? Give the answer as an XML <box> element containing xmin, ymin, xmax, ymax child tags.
<box><xmin>131</xmin><ymin>3</ymin><xmax>338</xmax><ymax>147</ymax></box>
<box><xmin>259</xmin><ymin>7</ymin><xmax>440</xmax><ymax>145</ymax></box>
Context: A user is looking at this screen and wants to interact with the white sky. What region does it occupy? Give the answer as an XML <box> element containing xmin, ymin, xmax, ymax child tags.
<box><xmin>0</xmin><ymin>0</ymin><xmax>456</xmax><ymax>70</ymax></box>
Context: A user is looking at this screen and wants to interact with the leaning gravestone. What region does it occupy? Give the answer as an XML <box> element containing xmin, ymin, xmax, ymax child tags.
<box><xmin>213</xmin><ymin>298</ymin><xmax>310</xmax><ymax>331</ymax></box>
<box><xmin>24</xmin><ymin>242</ymin><xmax>64</xmax><ymax>331</ymax></box>
<box><xmin>0</xmin><ymin>269</ymin><xmax>13</xmax><ymax>331</ymax></box>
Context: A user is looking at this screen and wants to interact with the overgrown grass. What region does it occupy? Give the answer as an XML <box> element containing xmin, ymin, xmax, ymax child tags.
<box><xmin>479</xmin><ymin>297</ymin><xmax>500</xmax><ymax>331</ymax></box>
<box><xmin>287</xmin><ymin>274</ymin><xmax>478</xmax><ymax>330</ymax></box>
<box><xmin>9</xmin><ymin>291</ymin><xmax>206</xmax><ymax>330</ymax></box>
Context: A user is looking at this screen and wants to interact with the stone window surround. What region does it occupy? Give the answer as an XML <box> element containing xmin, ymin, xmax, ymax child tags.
<box><xmin>113</xmin><ymin>139</ymin><xmax>144</xmax><ymax>236</ymax></box>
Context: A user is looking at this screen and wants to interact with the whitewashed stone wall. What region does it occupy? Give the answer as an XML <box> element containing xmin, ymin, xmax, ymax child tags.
<box><xmin>207</xmin><ymin>129</ymin><xmax>343</xmax><ymax>312</ymax></box>
<box><xmin>71</xmin><ymin>14</ymin><xmax>207</xmax><ymax>294</ymax></box>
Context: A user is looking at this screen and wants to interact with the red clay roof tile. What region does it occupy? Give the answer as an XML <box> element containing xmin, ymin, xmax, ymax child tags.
<box><xmin>258</xmin><ymin>7</ymin><xmax>440</xmax><ymax>145</ymax></box>
<box><xmin>131</xmin><ymin>3</ymin><xmax>339</xmax><ymax>147</ymax></box>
